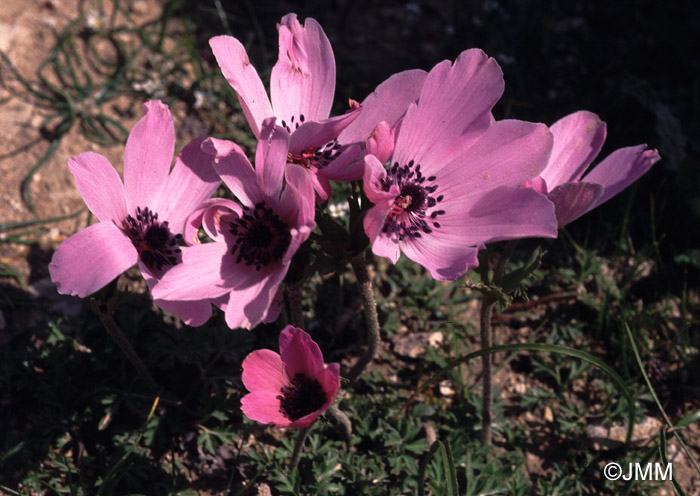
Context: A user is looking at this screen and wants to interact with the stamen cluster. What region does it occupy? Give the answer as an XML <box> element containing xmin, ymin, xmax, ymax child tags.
<box><xmin>380</xmin><ymin>160</ymin><xmax>445</xmax><ymax>240</ymax></box>
<box><xmin>277</xmin><ymin>373</ymin><xmax>327</xmax><ymax>421</ymax></box>
<box><xmin>123</xmin><ymin>206</ymin><xmax>183</xmax><ymax>271</ymax></box>
<box><xmin>229</xmin><ymin>201</ymin><xmax>292</xmax><ymax>271</ymax></box>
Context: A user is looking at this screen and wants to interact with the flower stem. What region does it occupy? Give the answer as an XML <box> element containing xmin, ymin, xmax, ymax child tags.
<box><xmin>286</xmin><ymin>281</ymin><xmax>305</xmax><ymax>328</ymax></box>
<box><xmin>480</xmin><ymin>240</ymin><xmax>518</xmax><ymax>445</ymax></box>
<box><xmin>289</xmin><ymin>424</ymin><xmax>313</xmax><ymax>471</ymax></box>
<box><xmin>347</xmin><ymin>251</ymin><xmax>381</xmax><ymax>384</ymax></box>
<box><xmin>90</xmin><ymin>300</ymin><xmax>157</xmax><ymax>389</ymax></box>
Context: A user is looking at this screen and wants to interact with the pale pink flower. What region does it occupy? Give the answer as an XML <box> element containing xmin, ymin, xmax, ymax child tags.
<box><xmin>210</xmin><ymin>14</ymin><xmax>426</xmax><ymax>200</ymax></box>
<box><xmin>363</xmin><ymin>49</ymin><xmax>558</xmax><ymax>281</ymax></box>
<box><xmin>151</xmin><ymin>120</ymin><xmax>315</xmax><ymax>330</ymax></box>
<box><xmin>240</xmin><ymin>326</ymin><xmax>340</xmax><ymax>429</ymax></box>
<box><xmin>49</xmin><ymin>101</ymin><xmax>220</xmax><ymax>325</ymax></box>
<box><xmin>522</xmin><ymin>111</ymin><xmax>661</xmax><ymax>226</ymax></box>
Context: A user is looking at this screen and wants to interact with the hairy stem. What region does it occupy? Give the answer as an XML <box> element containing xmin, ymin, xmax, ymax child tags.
<box><xmin>289</xmin><ymin>424</ymin><xmax>313</xmax><ymax>471</ymax></box>
<box><xmin>286</xmin><ymin>281</ymin><xmax>305</xmax><ymax>328</ymax></box>
<box><xmin>91</xmin><ymin>300</ymin><xmax>157</xmax><ymax>389</ymax></box>
<box><xmin>347</xmin><ymin>252</ymin><xmax>381</xmax><ymax>384</ymax></box>
<box><xmin>480</xmin><ymin>240</ymin><xmax>518</xmax><ymax>445</ymax></box>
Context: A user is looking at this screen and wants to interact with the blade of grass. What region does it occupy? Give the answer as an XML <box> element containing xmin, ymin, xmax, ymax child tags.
<box><xmin>659</xmin><ymin>427</ymin><xmax>686</xmax><ymax>496</ymax></box>
<box><xmin>417</xmin><ymin>341</ymin><xmax>637</xmax><ymax>449</ymax></box>
<box><xmin>625</xmin><ymin>324</ymin><xmax>700</xmax><ymax>478</ymax></box>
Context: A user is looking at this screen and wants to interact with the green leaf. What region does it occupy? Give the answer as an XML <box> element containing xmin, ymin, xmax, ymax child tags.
<box><xmin>418</xmin><ymin>342</ymin><xmax>637</xmax><ymax>449</ymax></box>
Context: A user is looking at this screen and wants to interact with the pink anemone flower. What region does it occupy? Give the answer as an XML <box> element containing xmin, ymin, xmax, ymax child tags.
<box><xmin>151</xmin><ymin>120</ymin><xmax>315</xmax><ymax>329</ymax></box>
<box><xmin>363</xmin><ymin>49</ymin><xmax>558</xmax><ymax>281</ymax></box>
<box><xmin>48</xmin><ymin>101</ymin><xmax>220</xmax><ymax>325</ymax></box>
<box><xmin>210</xmin><ymin>14</ymin><xmax>426</xmax><ymax>200</ymax></box>
<box><xmin>522</xmin><ymin>110</ymin><xmax>661</xmax><ymax>227</ymax></box>
<box><xmin>240</xmin><ymin>325</ymin><xmax>340</xmax><ymax>429</ymax></box>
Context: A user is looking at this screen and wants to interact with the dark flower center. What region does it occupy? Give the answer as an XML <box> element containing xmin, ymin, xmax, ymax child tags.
<box><xmin>380</xmin><ymin>160</ymin><xmax>445</xmax><ymax>240</ymax></box>
<box><xmin>229</xmin><ymin>201</ymin><xmax>292</xmax><ymax>271</ymax></box>
<box><xmin>277</xmin><ymin>373</ymin><xmax>327</xmax><ymax>421</ymax></box>
<box><xmin>122</xmin><ymin>206</ymin><xmax>183</xmax><ymax>271</ymax></box>
<box><xmin>286</xmin><ymin>138</ymin><xmax>343</xmax><ymax>170</ymax></box>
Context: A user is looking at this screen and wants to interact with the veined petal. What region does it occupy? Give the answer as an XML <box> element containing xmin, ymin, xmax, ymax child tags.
<box><xmin>255</xmin><ymin>120</ymin><xmax>290</xmax><ymax>200</ymax></box>
<box><xmin>155</xmin><ymin>137</ymin><xmax>221</xmax><ymax>233</ymax></box>
<box><xmin>223</xmin><ymin>274</ymin><xmax>280</xmax><ymax>330</ymax></box>
<box><xmin>583</xmin><ymin>145</ymin><xmax>661</xmax><ymax>209</ymax></box>
<box><xmin>400</xmin><ymin>236</ymin><xmax>479</xmax><ymax>281</ymax></box>
<box><xmin>547</xmin><ymin>182</ymin><xmax>605</xmax><ymax>227</ymax></box>
<box><xmin>242</xmin><ymin>349</ymin><xmax>288</xmax><ymax>392</ymax></box>
<box><xmin>139</xmin><ymin>261</ymin><xmax>213</xmax><ymax>326</ymax></box>
<box><xmin>205</xmin><ymin>138</ymin><xmax>264</xmax><ymax>207</ymax></box>
<box><xmin>362</xmin><ymin>154</ymin><xmax>398</xmax><ymax>204</ymax></box>
<box><xmin>394</xmin><ymin>49</ymin><xmax>503</xmax><ymax>168</ymax></box>
<box><xmin>279</xmin><ymin>326</ymin><xmax>325</xmax><ymax>379</ymax></box>
<box><xmin>280</xmin><ymin>163</ymin><xmax>315</xmax><ymax>229</ymax></box>
<box><xmin>447</xmin><ymin>186</ymin><xmax>558</xmax><ymax>244</ymax></box>
<box><xmin>370</xmin><ymin>230</ymin><xmax>402</xmax><ymax>264</ymax></box>
<box><xmin>183</xmin><ymin>198</ymin><xmax>241</xmax><ymax>246</ymax></box>
<box><xmin>150</xmin><ymin>242</ymin><xmax>247</xmax><ymax>301</ymax></box>
<box><xmin>209</xmin><ymin>35</ymin><xmax>273</xmax><ymax>138</ymax></box>
<box><xmin>543</xmin><ymin>110</ymin><xmax>607</xmax><ymax>187</ymax></box>
<box><xmin>338</xmin><ymin>69</ymin><xmax>427</xmax><ymax>145</ymax></box>
<box><xmin>154</xmin><ymin>298</ymin><xmax>213</xmax><ymax>327</ymax></box>
<box><xmin>68</xmin><ymin>152</ymin><xmax>126</xmax><ymax>223</ymax></box>
<box><xmin>437</xmin><ymin>120</ymin><xmax>554</xmax><ymax>196</ymax></box>
<box><xmin>288</xmin><ymin>109</ymin><xmax>360</xmax><ymax>154</ymax></box>
<box><xmin>365</xmin><ymin>121</ymin><xmax>394</xmax><ymax>165</ymax></box>
<box><xmin>241</xmin><ymin>391</ymin><xmax>290</xmax><ymax>427</ymax></box>
<box><xmin>270</xmin><ymin>14</ymin><xmax>335</xmax><ymax>124</ymax></box>
<box><xmin>124</xmin><ymin>101</ymin><xmax>175</xmax><ymax>213</ymax></box>
<box><xmin>49</xmin><ymin>222</ymin><xmax>137</xmax><ymax>297</ymax></box>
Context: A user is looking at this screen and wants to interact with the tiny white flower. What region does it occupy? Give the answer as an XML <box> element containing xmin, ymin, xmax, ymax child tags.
<box><xmin>328</xmin><ymin>202</ymin><xmax>349</xmax><ymax>219</ymax></box>
<box><xmin>194</xmin><ymin>89</ymin><xmax>218</xmax><ymax>110</ymax></box>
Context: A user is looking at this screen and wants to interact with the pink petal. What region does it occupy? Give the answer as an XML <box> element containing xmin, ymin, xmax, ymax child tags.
<box><xmin>209</xmin><ymin>35</ymin><xmax>273</xmax><ymax>138</ymax></box>
<box><xmin>318</xmin><ymin>363</ymin><xmax>341</xmax><ymax>409</ymax></box>
<box><xmin>205</xmin><ymin>138</ymin><xmax>264</xmax><ymax>207</ymax></box>
<box><xmin>447</xmin><ymin>186</ymin><xmax>558</xmax><ymax>244</ymax></box>
<box><xmin>370</xmin><ymin>231</ymin><xmax>402</xmax><ymax>264</ymax></box>
<box><xmin>400</xmin><ymin>236</ymin><xmax>480</xmax><ymax>281</ymax></box>
<box><xmin>437</xmin><ymin>120</ymin><xmax>554</xmax><ymax>195</ymax></box>
<box><xmin>241</xmin><ymin>349</ymin><xmax>287</xmax><ymax>392</ymax></box>
<box><xmin>362</xmin><ymin>155</ymin><xmax>398</xmax><ymax>204</ymax></box>
<box><xmin>153</xmin><ymin>137</ymin><xmax>221</xmax><ymax>233</ymax></box>
<box><xmin>263</xmin><ymin>287</ymin><xmax>284</xmax><ymax>324</ymax></box>
<box><xmin>317</xmin><ymin>143</ymin><xmax>364</xmax><ymax>182</ymax></box>
<box><xmin>547</xmin><ymin>182</ymin><xmax>605</xmax><ymax>227</ymax></box>
<box><xmin>123</xmin><ymin>101</ymin><xmax>175</xmax><ymax>213</ymax></box>
<box><xmin>154</xmin><ymin>298</ymin><xmax>213</xmax><ymax>327</ymax></box>
<box><xmin>583</xmin><ymin>145</ymin><xmax>661</xmax><ymax>209</ymax></box>
<box><xmin>255</xmin><ymin>120</ymin><xmax>290</xmax><ymax>200</ymax></box>
<box><xmin>240</xmin><ymin>391</ymin><xmax>290</xmax><ymax>427</ymax></box>
<box><xmin>223</xmin><ymin>272</ymin><xmax>281</xmax><ymax>330</ymax></box>
<box><xmin>288</xmin><ymin>410</ymin><xmax>323</xmax><ymax>429</ymax></box>
<box><xmin>49</xmin><ymin>222</ymin><xmax>138</xmax><ymax>297</ymax></box>
<box><xmin>279</xmin><ymin>326</ymin><xmax>325</xmax><ymax>379</ymax></box>
<box><xmin>288</xmin><ymin>109</ymin><xmax>360</xmax><ymax>153</ymax></box>
<box><xmin>270</xmin><ymin>14</ymin><xmax>335</xmax><ymax>124</ymax></box>
<box><xmin>280</xmin><ymin>163</ymin><xmax>315</xmax><ymax>230</ymax></box>
<box><xmin>139</xmin><ymin>261</ymin><xmax>213</xmax><ymax>327</ymax></box>
<box><xmin>542</xmin><ymin>111</ymin><xmax>607</xmax><ymax>187</ymax></box>
<box><xmin>183</xmin><ymin>198</ymin><xmax>241</xmax><ymax>246</ymax></box>
<box><xmin>365</xmin><ymin>121</ymin><xmax>394</xmax><ymax>165</ymax></box>
<box><xmin>150</xmin><ymin>242</ymin><xmax>250</xmax><ymax>301</ymax></box>
<box><xmin>68</xmin><ymin>152</ymin><xmax>126</xmax><ymax>223</ymax></box>
<box><xmin>522</xmin><ymin>176</ymin><xmax>548</xmax><ymax>195</ymax></box>
<box><xmin>338</xmin><ymin>69</ymin><xmax>427</xmax><ymax>145</ymax></box>
<box><xmin>393</xmin><ymin>49</ymin><xmax>503</xmax><ymax>169</ymax></box>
